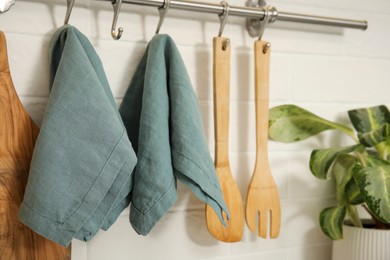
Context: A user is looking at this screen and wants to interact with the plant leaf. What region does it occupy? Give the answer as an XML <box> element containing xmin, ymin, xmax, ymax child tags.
<box><xmin>353</xmin><ymin>166</ymin><xmax>390</xmax><ymax>223</ymax></box>
<box><xmin>332</xmin><ymin>154</ymin><xmax>358</xmax><ymax>204</ymax></box>
<box><xmin>319</xmin><ymin>206</ymin><xmax>347</xmax><ymax>240</ymax></box>
<box><xmin>310</xmin><ymin>145</ymin><xmax>363</xmax><ymax>179</ymax></box>
<box><xmin>366</xmin><ymin>156</ymin><xmax>390</xmax><ymax>167</ymax></box>
<box><xmin>269</xmin><ymin>105</ymin><xmax>354</xmax><ymax>143</ymax></box>
<box><xmin>348</xmin><ymin>105</ymin><xmax>390</xmax><ymax>133</ymax></box>
<box><xmin>345</xmin><ymin>180</ymin><xmax>364</xmax><ymax>205</ymax></box>
<box><xmin>333</xmin><ymin>156</ymin><xmax>364</xmax><ymax>205</ymax></box>
<box><xmin>358</xmin><ymin>123</ymin><xmax>390</xmax><ymax>147</ymax></box>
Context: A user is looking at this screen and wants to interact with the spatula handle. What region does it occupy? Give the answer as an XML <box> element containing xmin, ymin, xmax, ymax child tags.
<box><xmin>254</xmin><ymin>40</ymin><xmax>271</xmax><ymax>157</ymax></box>
<box><xmin>213</xmin><ymin>37</ymin><xmax>231</xmax><ymax>167</ymax></box>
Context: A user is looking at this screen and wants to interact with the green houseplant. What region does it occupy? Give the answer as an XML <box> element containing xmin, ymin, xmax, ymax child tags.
<box><xmin>268</xmin><ymin>104</ymin><xmax>390</xmax><ymax>240</ymax></box>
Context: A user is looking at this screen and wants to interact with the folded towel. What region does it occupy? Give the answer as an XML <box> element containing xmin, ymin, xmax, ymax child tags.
<box><xmin>120</xmin><ymin>34</ymin><xmax>229</xmax><ymax>235</ymax></box>
<box><xmin>19</xmin><ymin>25</ymin><xmax>137</xmax><ymax>247</ymax></box>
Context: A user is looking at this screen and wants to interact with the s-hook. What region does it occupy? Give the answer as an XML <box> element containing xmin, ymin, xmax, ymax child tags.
<box><xmin>111</xmin><ymin>0</ymin><xmax>124</xmax><ymax>40</ymax></box>
<box><xmin>155</xmin><ymin>0</ymin><xmax>170</xmax><ymax>34</ymax></box>
<box><xmin>218</xmin><ymin>1</ymin><xmax>230</xmax><ymax>51</ymax></box>
<box><xmin>257</xmin><ymin>6</ymin><xmax>275</xmax><ymax>53</ymax></box>
<box><xmin>64</xmin><ymin>0</ymin><xmax>75</xmax><ymax>24</ymax></box>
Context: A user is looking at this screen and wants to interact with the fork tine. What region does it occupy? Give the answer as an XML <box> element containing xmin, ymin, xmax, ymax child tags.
<box><xmin>270</xmin><ymin>206</ymin><xmax>281</xmax><ymax>238</ymax></box>
<box><xmin>259</xmin><ymin>210</ymin><xmax>268</xmax><ymax>238</ymax></box>
<box><xmin>245</xmin><ymin>206</ymin><xmax>257</xmax><ymax>233</ymax></box>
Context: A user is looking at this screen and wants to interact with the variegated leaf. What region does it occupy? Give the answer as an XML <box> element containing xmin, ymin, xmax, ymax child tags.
<box><xmin>332</xmin><ymin>154</ymin><xmax>357</xmax><ymax>204</ymax></box>
<box><xmin>269</xmin><ymin>105</ymin><xmax>354</xmax><ymax>143</ymax></box>
<box><xmin>354</xmin><ymin>166</ymin><xmax>390</xmax><ymax>223</ymax></box>
<box><xmin>345</xmin><ymin>180</ymin><xmax>364</xmax><ymax>205</ymax></box>
<box><xmin>348</xmin><ymin>105</ymin><xmax>390</xmax><ymax>133</ymax></box>
<box><xmin>358</xmin><ymin>124</ymin><xmax>390</xmax><ymax>147</ymax></box>
<box><xmin>319</xmin><ymin>206</ymin><xmax>347</xmax><ymax>240</ymax></box>
<box><xmin>366</xmin><ymin>157</ymin><xmax>390</xmax><ymax>167</ymax></box>
<box><xmin>310</xmin><ymin>145</ymin><xmax>363</xmax><ymax>179</ymax></box>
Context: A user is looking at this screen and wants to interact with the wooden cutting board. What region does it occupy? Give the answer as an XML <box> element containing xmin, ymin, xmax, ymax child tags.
<box><xmin>0</xmin><ymin>32</ymin><xmax>71</xmax><ymax>259</ymax></box>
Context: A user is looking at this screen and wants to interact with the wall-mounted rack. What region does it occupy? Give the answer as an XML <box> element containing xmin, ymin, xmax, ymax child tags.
<box><xmin>105</xmin><ymin>0</ymin><xmax>368</xmax><ymax>35</ymax></box>
<box><xmin>1</xmin><ymin>0</ymin><xmax>368</xmax><ymax>37</ymax></box>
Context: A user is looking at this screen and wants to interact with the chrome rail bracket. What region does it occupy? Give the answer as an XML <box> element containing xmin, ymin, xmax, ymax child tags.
<box><xmin>246</xmin><ymin>0</ymin><xmax>277</xmax><ymax>38</ymax></box>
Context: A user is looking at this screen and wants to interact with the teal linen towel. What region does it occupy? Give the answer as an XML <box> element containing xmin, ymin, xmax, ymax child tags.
<box><xmin>120</xmin><ymin>34</ymin><xmax>229</xmax><ymax>235</ymax></box>
<box><xmin>18</xmin><ymin>25</ymin><xmax>137</xmax><ymax>247</ymax></box>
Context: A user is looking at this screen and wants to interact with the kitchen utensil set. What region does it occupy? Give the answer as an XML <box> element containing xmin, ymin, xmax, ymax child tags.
<box><xmin>206</xmin><ymin>35</ymin><xmax>281</xmax><ymax>242</ymax></box>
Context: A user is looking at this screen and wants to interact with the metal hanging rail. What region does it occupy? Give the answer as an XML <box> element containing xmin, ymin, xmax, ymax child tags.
<box><xmin>111</xmin><ymin>0</ymin><xmax>368</xmax><ymax>31</ymax></box>
<box><xmin>0</xmin><ymin>0</ymin><xmax>368</xmax><ymax>31</ymax></box>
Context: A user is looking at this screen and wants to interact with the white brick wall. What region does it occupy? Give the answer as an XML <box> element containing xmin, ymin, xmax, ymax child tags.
<box><xmin>1</xmin><ymin>0</ymin><xmax>389</xmax><ymax>259</ymax></box>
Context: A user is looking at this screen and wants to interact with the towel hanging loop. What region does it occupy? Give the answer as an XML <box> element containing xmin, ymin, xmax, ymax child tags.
<box><xmin>64</xmin><ymin>0</ymin><xmax>75</xmax><ymax>25</ymax></box>
<box><xmin>155</xmin><ymin>0</ymin><xmax>170</xmax><ymax>34</ymax></box>
<box><xmin>111</xmin><ymin>0</ymin><xmax>124</xmax><ymax>40</ymax></box>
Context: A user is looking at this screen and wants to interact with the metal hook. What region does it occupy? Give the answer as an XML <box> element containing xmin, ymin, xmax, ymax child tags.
<box><xmin>258</xmin><ymin>6</ymin><xmax>276</xmax><ymax>53</ymax></box>
<box><xmin>218</xmin><ymin>1</ymin><xmax>230</xmax><ymax>51</ymax></box>
<box><xmin>111</xmin><ymin>0</ymin><xmax>124</xmax><ymax>40</ymax></box>
<box><xmin>257</xmin><ymin>6</ymin><xmax>277</xmax><ymax>40</ymax></box>
<box><xmin>218</xmin><ymin>1</ymin><xmax>230</xmax><ymax>37</ymax></box>
<box><xmin>156</xmin><ymin>0</ymin><xmax>171</xmax><ymax>34</ymax></box>
<box><xmin>64</xmin><ymin>0</ymin><xmax>75</xmax><ymax>25</ymax></box>
<box><xmin>257</xmin><ymin>6</ymin><xmax>270</xmax><ymax>41</ymax></box>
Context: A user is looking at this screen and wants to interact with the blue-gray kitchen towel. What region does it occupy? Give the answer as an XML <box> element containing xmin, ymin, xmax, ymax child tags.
<box><xmin>119</xmin><ymin>34</ymin><xmax>229</xmax><ymax>235</ymax></box>
<box><xmin>18</xmin><ymin>25</ymin><xmax>137</xmax><ymax>247</ymax></box>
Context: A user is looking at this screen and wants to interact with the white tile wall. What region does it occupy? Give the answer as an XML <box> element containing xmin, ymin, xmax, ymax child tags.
<box><xmin>1</xmin><ymin>0</ymin><xmax>389</xmax><ymax>259</ymax></box>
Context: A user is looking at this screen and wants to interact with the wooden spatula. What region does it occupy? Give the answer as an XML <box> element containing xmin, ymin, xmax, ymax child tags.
<box><xmin>205</xmin><ymin>37</ymin><xmax>244</xmax><ymax>242</ymax></box>
<box><xmin>0</xmin><ymin>31</ymin><xmax>71</xmax><ymax>259</ymax></box>
<box><xmin>245</xmin><ymin>40</ymin><xmax>281</xmax><ymax>238</ymax></box>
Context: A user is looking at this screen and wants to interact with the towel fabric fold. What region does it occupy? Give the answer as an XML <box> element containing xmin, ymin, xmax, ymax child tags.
<box><xmin>18</xmin><ymin>25</ymin><xmax>137</xmax><ymax>247</ymax></box>
<box><xmin>120</xmin><ymin>34</ymin><xmax>229</xmax><ymax>235</ymax></box>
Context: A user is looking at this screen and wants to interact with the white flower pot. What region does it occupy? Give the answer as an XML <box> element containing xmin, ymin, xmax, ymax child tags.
<box><xmin>332</xmin><ymin>222</ymin><xmax>390</xmax><ymax>260</ymax></box>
